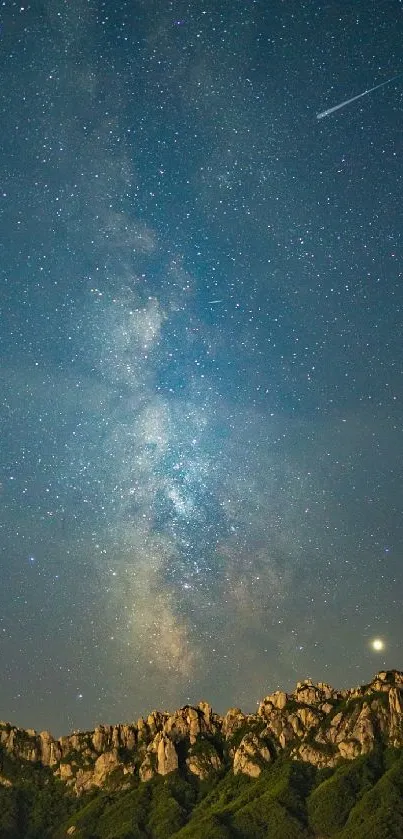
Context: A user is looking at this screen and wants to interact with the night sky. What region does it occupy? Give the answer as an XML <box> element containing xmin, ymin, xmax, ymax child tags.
<box><xmin>1</xmin><ymin>0</ymin><xmax>402</xmax><ymax>736</ymax></box>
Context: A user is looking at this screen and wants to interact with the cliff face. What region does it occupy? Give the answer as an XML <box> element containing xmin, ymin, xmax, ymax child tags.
<box><xmin>1</xmin><ymin>669</ymin><xmax>402</xmax><ymax>794</ymax></box>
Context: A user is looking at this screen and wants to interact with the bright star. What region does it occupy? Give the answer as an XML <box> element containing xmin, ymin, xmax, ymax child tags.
<box><xmin>370</xmin><ymin>638</ymin><xmax>385</xmax><ymax>652</ymax></box>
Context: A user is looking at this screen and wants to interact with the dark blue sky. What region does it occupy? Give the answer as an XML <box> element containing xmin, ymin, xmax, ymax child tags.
<box><xmin>1</xmin><ymin>0</ymin><xmax>402</xmax><ymax>735</ymax></box>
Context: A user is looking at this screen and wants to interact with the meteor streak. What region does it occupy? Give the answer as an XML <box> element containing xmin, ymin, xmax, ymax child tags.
<box><xmin>317</xmin><ymin>73</ymin><xmax>402</xmax><ymax>120</ymax></box>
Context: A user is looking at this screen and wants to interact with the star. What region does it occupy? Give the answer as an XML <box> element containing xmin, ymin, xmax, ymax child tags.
<box><xmin>370</xmin><ymin>639</ymin><xmax>385</xmax><ymax>652</ymax></box>
<box><xmin>0</xmin><ymin>0</ymin><xmax>401</xmax><ymax>734</ymax></box>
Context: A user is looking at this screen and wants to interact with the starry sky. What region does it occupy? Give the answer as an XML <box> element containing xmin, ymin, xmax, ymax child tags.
<box><xmin>1</xmin><ymin>0</ymin><xmax>402</xmax><ymax>736</ymax></box>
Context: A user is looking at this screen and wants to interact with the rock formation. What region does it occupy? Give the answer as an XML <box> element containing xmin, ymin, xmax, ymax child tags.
<box><xmin>0</xmin><ymin>670</ymin><xmax>402</xmax><ymax>793</ymax></box>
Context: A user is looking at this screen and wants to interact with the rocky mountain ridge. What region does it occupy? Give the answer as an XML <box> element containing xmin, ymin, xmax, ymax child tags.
<box><xmin>1</xmin><ymin>669</ymin><xmax>402</xmax><ymax>795</ymax></box>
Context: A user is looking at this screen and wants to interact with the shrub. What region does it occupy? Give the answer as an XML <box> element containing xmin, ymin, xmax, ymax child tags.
<box><xmin>307</xmin><ymin>752</ymin><xmax>383</xmax><ymax>836</ymax></box>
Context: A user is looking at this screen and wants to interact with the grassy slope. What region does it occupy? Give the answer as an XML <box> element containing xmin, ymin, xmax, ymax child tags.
<box><xmin>1</xmin><ymin>746</ymin><xmax>403</xmax><ymax>838</ymax></box>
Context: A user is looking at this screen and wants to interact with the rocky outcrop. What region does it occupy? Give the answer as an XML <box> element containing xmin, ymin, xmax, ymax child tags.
<box><xmin>156</xmin><ymin>733</ymin><xmax>178</xmax><ymax>775</ymax></box>
<box><xmin>138</xmin><ymin>752</ymin><xmax>155</xmax><ymax>783</ymax></box>
<box><xmin>221</xmin><ymin>707</ymin><xmax>247</xmax><ymax>739</ymax></box>
<box><xmin>233</xmin><ymin>733</ymin><xmax>272</xmax><ymax>778</ymax></box>
<box><xmin>0</xmin><ymin>671</ymin><xmax>402</xmax><ymax>791</ymax></box>
<box><xmin>186</xmin><ymin>743</ymin><xmax>222</xmax><ymax>780</ymax></box>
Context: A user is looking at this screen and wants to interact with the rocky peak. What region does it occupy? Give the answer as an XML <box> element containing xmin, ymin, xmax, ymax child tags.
<box><xmin>0</xmin><ymin>671</ymin><xmax>402</xmax><ymax>792</ymax></box>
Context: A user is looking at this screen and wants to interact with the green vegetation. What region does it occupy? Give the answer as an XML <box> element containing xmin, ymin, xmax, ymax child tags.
<box><xmin>0</xmin><ymin>741</ymin><xmax>403</xmax><ymax>837</ymax></box>
<box><xmin>324</xmin><ymin>689</ymin><xmax>390</xmax><ymax>722</ymax></box>
<box><xmin>283</xmin><ymin>699</ymin><xmax>315</xmax><ymax>714</ymax></box>
<box><xmin>336</xmin><ymin>750</ymin><xmax>403</xmax><ymax>839</ymax></box>
<box><xmin>60</xmin><ymin>750</ymin><xmax>94</xmax><ymax>771</ymax></box>
<box><xmin>307</xmin><ymin>750</ymin><xmax>384</xmax><ymax>835</ymax></box>
<box><xmin>0</xmin><ymin>745</ymin><xmax>76</xmax><ymax>838</ymax></box>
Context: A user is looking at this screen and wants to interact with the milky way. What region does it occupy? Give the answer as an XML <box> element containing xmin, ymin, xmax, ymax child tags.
<box><xmin>0</xmin><ymin>0</ymin><xmax>402</xmax><ymax>734</ymax></box>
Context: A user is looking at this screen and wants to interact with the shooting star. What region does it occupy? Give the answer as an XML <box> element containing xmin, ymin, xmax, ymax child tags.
<box><xmin>207</xmin><ymin>299</ymin><xmax>223</xmax><ymax>305</ymax></box>
<box><xmin>317</xmin><ymin>73</ymin><xmax>402</xmax><ymax>120</ymax></box>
